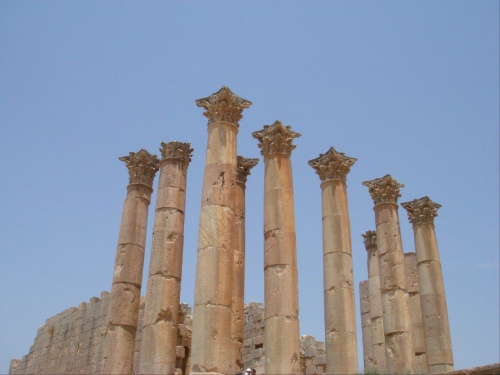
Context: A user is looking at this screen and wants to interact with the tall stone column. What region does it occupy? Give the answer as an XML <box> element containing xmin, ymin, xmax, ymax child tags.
<box><xmin>363</xmin><ymin>230</ymin><xmax>387</xmax><ymax>373</ymax></box>
<box><xmin>231</xmin><ymin>156</ymin><xmax>259</xmax><ymax>371</ymax></box>
<box><xmin>359</xmin><ymin>280</ymin><xmax>373</xmax><ymax>373</ymax></box>
<box><xmin>191</xmin><ymin>87</ymin><xmax>251</xmax><ymax>375</ymax></box>
<box><xmin>404</xmin><ymin>252</ymin><xmax>428</xmax><ymax>373</ymax></box>
<box><xmin>139</xmin><ymin>142</ymin><xmax>193</xmax><ymax>375</ymax></box>
<box><xmin>308</xmin><ymin>147</ymin><xmax>358</xmax><ymax>374</ymax></box>
<box><xmin>103</xmin><ymin>149</ymin><xmax>159</xmax><ymax>375</ymax></box>
<box><xmin>252</xmin><ymin>121</ymin><xmax>301</xmax><ymax>375</ymax></box>
<box><xmin>402</xmin><ymin>197</ymin><xmax>454</xmax><ymax>375</ymax></box>
<box><xmin>362</xmin><ymin>174</ymin><xmax>416</xmax><ymax>374</ymax></box>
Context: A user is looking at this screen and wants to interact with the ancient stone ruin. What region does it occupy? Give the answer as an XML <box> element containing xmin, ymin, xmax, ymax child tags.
<box><xmin>11</xmin><ymin>86</ymin><xmax>460</xmax><ymax>375</ymax></box>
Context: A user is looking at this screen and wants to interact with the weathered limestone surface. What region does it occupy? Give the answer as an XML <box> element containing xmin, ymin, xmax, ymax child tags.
<box><xmin>9</xmin><ymin>293</ymin><xmax>192</xmax><ymax>375</ymax></box>
<box><xmin>231</xmin><ymin>157</ymin><xmax>258</xmax><ymax>371</ymax></box>
<box><xmin>253</xmin><ymin>120</ymin><xmax>301</xmax><ymax>375</ymax></box>
<box><xmin>436</xmin><ymin>363</ymin><xmax>500</xmax><ymax>375</ymax></box>
<box><xmin>191</xmin><ymin>86</ymin><xmax>251</xmax><ymax>375</ymax></box>
<box><xmin>309</xmin><ymin>147</ymin><xmax>358</xmax><ymax>374</ymax></box>
<box><xmin>242</xmin><ymin>302</ymin><xmax>327</xmax><ymax>375</ymax></box>
<box><xmin>402</xmin><ymin>197</ymin><xmax>454</xmax><ymax>375</ymax></box>
<box><xmin>363</xmin><ymin>230</ymin><xmax>387</xmax><ymax>373</ymax></box>
<box><xmin>103</xmin><ymin>149</ymin><xmax>159</xmax><ymax>375</ymax></box>
<box><xmin>359</xmin><ymin>280</ymin><xmax>373</xmax><ymax>373</ymax></box>
<box><xmin>139</xmin><ymin>142</ymin><xmax>193</xmax><ymax>375</ymax></box>
<box><xmin>362</xmin><ymin>174</ymin><xmax>416</xmax><ymax>374</ymax></box>
<box><xmin>405</xmin><ymin>252</ymin><xmax>428</xmax><ymax>373</ymax></box>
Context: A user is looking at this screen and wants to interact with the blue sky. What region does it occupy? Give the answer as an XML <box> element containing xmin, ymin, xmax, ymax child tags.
<box><xmin>1</xmin><ymin>1</ymin><xmax>498</xmax><ymax>373</ymax></box>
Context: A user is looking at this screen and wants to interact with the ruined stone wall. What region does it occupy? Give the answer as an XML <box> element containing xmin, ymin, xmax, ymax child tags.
<box><xmin>10</xmin><ymin>297</ymin><xmax>324</xmax><ymax>375</ymax></box>
<box><xmin>9</xmin><ymin>293</ymin><xmax>192</xmax><ymax>375</ymax></box>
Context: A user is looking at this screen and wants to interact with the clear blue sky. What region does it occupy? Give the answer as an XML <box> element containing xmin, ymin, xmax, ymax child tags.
<box><xmin>1</xmin><ymin>2</ymin><xmax>498</xmax><ymax>373</ymax></box>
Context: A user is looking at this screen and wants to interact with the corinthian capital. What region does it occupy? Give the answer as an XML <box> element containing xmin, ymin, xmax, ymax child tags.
<box><xmin>362</xmin><ymin>230</ymin><xmax>377</xmax><ymax>250</ymax></box>
<box><xmin>362</xmin><ymin>174</ymin><xmax>404</xmax><ymax>205</ymax></box>
<box><xmin>159</xmin><ymin>141</ymin><xmax>193</xmax><ymax>163</ymax></box>
<box><xmin>401</xmin><ymin>196</ymin><xmax>441</xmax><ymax>225</ymax></box>
<box><xmin>252</xmin><ymin>120</ymin><xmax>301</xmax><ymax>157</ymax></box>
<box><xmin>236</xmin><ymin>156</ymin><xmax>259</xmax><ymax>184</ymax></box>
<box><xmin>196</xmin><ymin>86</ymin><xmax>252</xmax><ymax>126</ymax></box>
<box><xmin>119</xmin><ymin>149</ymin><xmax>160</xmax><ymax>187</ymax></box>
<box><xmin>308</xmin><ymin>146</ymin><xmax>357</xmax><ymax>184</ymax></box>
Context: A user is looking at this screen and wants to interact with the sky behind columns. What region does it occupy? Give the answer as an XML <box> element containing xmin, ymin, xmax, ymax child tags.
<box><xmin>0</xmin><ymin>1</ymin><xmax>498</xmax><ymax>372</ymax></box>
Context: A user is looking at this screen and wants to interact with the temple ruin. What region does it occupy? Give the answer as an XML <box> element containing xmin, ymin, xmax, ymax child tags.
<box><xmin>10</xmin><ymin>86</ymin><xmax>459</xmax><ymax>375</ymax></box>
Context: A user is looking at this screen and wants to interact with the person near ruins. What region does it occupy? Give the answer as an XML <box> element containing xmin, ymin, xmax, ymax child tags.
<box><xmin>244</xmin><ymin>368</ymin><xmax>252</xmax><ymax>375</ymax></box>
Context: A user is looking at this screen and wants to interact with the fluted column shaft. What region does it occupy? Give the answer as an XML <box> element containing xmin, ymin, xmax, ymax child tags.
<box><xmin>309</xmin><ymin>147</ymin><xmax>358</xmax><ymax>374</ymax></box>
<box><xmin>404</xmin><ymin>252</ymin><xmax>428</xmax><ymax>373</ymax></box>
<box><xmin>103</xmin><ymin>149</ymin><xmax>159</xmax><ymax>375</ymax></box>
<box><xmin>360</xmin><ymin>280</ymin><xmax>373</xmax><ymax>372</ymax></box>
<box><xmin>231</xmin><ymin>157</ymin><xmax>258</xmax><ymax>371</ymax></box>
<box><xmin>139</xmin><ymin>142</ymin><xmax>192</xmax><ymax>375</ymax></box>
<box><xmin>363</xmin><ymin>175</ymin><xmax>416</xmax><ymax>374</ymax></box>
<box><xmin>191</xmin><ymin>86</ymin><xmax>251</xmax><ymax>375</ymax></box>
<box><xmin>364</xmin><ymin>231</ymin><xmax>387</xmax><ymax>373</ymax></box>
<box><xmin>402</xmin><ymin>197</ymin><xmax>453</xmax><ymax>375</ymax></box>
<box><xmin>253</xmin><ymin>121</ymin><xmax>301</xmax><ymax>375</ymax></box>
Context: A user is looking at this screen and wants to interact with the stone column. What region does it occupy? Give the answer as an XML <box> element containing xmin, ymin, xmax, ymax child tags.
<box><xmin>191</xmin><ymin>87</ymin><xmax>251</xmax><ymax>375</ymax></box>
<box><xmin>308</xmin><ymin>147</ymin><xmax>358</xmax><ymax>374</ymax></box>
<box><xmin>404</xmin><ymin>252</ymin><xmax>428</xmax><ymax>373</ymax></box>
<box><xmin>231</xmin><ymin>156</ymin><xmax>259</xmax><ymax>371</ymax></box>
<box><xmin>252</xmin><ymin>120</ymin><xmax>301</xmax><ymax>375</ymax></box>
<box><xmin>402</xmin><ymin>197</ymin><xmax>454</xmax><ymax>375</ymax></box>
<box><xmin>139</xmin><ymin>142</ymin><xmax>193</xmax><ymax>375</ymax></box>
<box><xmin>362</xmin><ymin>174</ymin><xmax>416</xmax><ymax>374</ymax></box>
<box><xmin>103</xmin><ymin>149</ymin><xmax>159</xmax><ymax>375</ymax></box>
<box><xmin>359</xmin><ymin>280</ymin><xmax>373</xmax><ymax>373</ymax></box>
<box><xmin>363</xmin><ymin>230</ymin><xmax>387</xmax><ymax>373</ymax></box>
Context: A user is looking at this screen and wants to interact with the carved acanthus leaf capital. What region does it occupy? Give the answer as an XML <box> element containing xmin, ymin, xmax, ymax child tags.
<box><xmin>119</xmin><ymin>149</ymin><xmax>160</xmax><ymax>187</ymax></box>
<box><xmin>362</xmin><ymin>230</ymin><xmax>377</xmax><ymax>250</ymax></box>
<box><xmin>362</xmin><ymin>174</ymin><xmax>404</xmax><ymax>205</ymax></box>
<box><xmin>196</xmin><ymin>86</ymin><xmax>252</xmax><ymax>126</ymax></box>
<box><xmin>252</xmin><ymin>120</ymin><xmax>301</xmax><ymax>157</ymax></box>
<box><xmin>401</xmin><ymin>196</ymin><xmax>441</xmax><ymax>225</ymax></box>
<box><xmin>308</xmin><ymin>146</ymin><xmax>357</xmax><ymax>184</ymax></box>
<box><xmin>160</xmin><ymin>141</ymin><xmax>193</xmax><ymax>163</ymax></box>
<box><xmin>237</xmin><ymin>156</ymin><xmax>259</xmax><ymax>184</ymax></box>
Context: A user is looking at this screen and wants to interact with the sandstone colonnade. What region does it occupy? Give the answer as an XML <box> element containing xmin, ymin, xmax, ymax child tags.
<box><xmin>100</xmin><ymin>86</ymin><xmax>453</xmax><ymax>375</ymax></box>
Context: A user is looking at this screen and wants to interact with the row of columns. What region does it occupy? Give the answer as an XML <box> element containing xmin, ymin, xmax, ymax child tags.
<box><xmin>102</xmin><ymin>86</ymin><xmax>452</xmax><ymax>375</ymax></box>
<box><xmin>359</xmin><ymin>175</ymin><xmax>454</xmax><ymax>375</ymax></box>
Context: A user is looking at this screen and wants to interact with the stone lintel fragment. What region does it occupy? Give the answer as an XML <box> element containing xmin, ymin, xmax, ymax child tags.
<box><xmin>401</xmin><ymin>196</ymin><xmax>442</xmax><ymax>225</ymax></box>
<box><xmin>196</xmin><ymin>86</ymin><xmax>252</xmax><ymax>126</ymax></box>
<box><xmin>252</xmin><ymin>120</ymin><xmax>301</xmax><ymax>157</ymax></box>
<box><xmin>119</xmin><ymin>149</ymin><xmax>160</xmax><ymax>187</ymax></box>
<box><xmin>308</xmin><ymin>146</ymin><xmax>357</xmax><ymax>184</ymax></box>
<box><xmin>362</xmin><ymin>174</ymin><xmax>404</xmax><ymax>205</ymax></box>
<box><xmin>236</xmin><ymin>156</ymin><xmax>259</xmax><ymax>184</ymax></box>
<box><xmin>159</xmin><ymin>141</ymin><xmax>193</xmax><ymax>163</ymax></box>
<box><xmin>362</xmin><ymin>230</ymin><xmax>377</xmax><ymax>250</ymax></box>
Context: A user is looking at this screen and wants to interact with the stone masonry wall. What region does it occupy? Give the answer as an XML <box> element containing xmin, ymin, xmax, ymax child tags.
<box><xmin>9</xmin><ymin>293</ymin><xmax>192</xmax><ymax>375</ymax></box>
<box><xmin>10</xmin><ymin>297</ymin><xmax>324</xmax><ymax>375</ymax></box>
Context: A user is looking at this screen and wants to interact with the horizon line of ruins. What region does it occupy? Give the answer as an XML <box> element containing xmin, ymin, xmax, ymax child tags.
<box><xmin>11</xmin><ymin>86</ymin><xmax>454</xmax><ymax>375</ymax></box>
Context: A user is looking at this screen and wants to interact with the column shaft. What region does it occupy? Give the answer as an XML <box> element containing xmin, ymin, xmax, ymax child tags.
<box><xmin>364</xmin><ymin>232</ymin><xmax>387</xmax><ymax>373</ymax></box>
<box><xmin>103</xmin><ymin>150</ymin><xmax>158</xmax><ymax>375</ymax></box>
<box><xmin>139</xmin><ymin>142</ymin><xmax>192</xmax><ymax>375</ymax></box>
<box><xmin>191</xmin><ymin>121</ymin><xmax>238</xmax><ymax>374</ymax></box>
<box><xmin>321</xmin><ymin>180</ymin><xmax>358</xmax><ymax>374</ymax></box>
<box><xmin>415</xmin><ymin>224</ymin><xmax>454</xmax><ymax>374</ymax></box>
<box><xmin>231</xmin><ymin>157</ymin><xmax>258</xmax><ymax>371</ymax></box>
<box><xmin>405</xmin><ymin>252</ymin><xmax>428</xmax><ymax>373</ymax></box>
<box><xmin>360</xmin><ymin>280</ymin><xmax>373</xmax><ymax>372</ymax></box>
<box><xmin>263</xmin><ymin>153</ymin><xmax>300</xmax><ymax>375</ymax></box>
